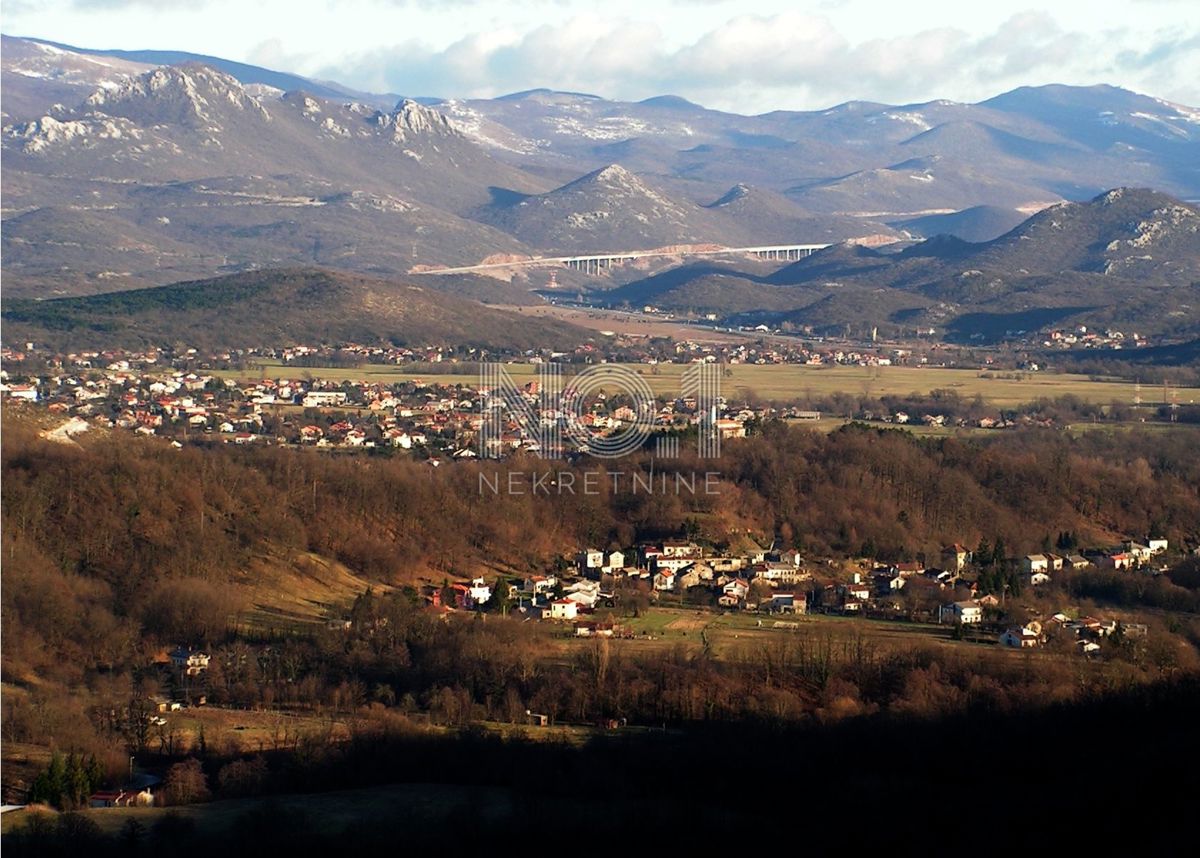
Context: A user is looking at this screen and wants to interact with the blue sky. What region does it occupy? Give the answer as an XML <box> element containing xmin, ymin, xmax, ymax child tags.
<box><xmin>4</xmin><ymin>0</ymin><xmax>1198</xmax><ymax>111</ymax></box>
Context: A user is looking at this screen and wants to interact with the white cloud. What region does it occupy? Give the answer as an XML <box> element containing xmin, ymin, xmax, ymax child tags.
<box><xmin>320</xmin><ymin>10</ymin><xmax>1199</xmax><ymax>111</ymax></box>
<box><xmin>4</xmin><ymin>1</ymin><xmax>1198</xmax><ymax>109</ymax></box>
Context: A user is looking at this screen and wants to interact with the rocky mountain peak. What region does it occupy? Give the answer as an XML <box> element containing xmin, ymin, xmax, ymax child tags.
<box><xmin>371</xmin><ymin>99</ymin><xmax>457</xmax><ymax>142</ymax></box>
<box><xmin>710</xmin><ymin>183</ymin><xmax>753</xmax><ymax>207</ymax></box>
<box><xmin>81</xmin><ymin>63</ymin><xmax>270</xmax><ymax>127</ymax></box>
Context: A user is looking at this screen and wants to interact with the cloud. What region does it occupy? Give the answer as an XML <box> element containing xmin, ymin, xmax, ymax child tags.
<box><xmin>320</xmin><ymin>10</ymin><xmax>1199</xmax><ymax>111</ymax></box>
<box><xmin>11</xmin><ymin>2</ymin><xmax>1198</xmax><ymax>109</ymax></box>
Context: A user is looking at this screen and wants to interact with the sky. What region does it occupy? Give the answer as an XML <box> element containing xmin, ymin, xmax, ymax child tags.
<box><xmin>3</xmin><ymin>0</ymin><xmax>1199</xmax><ymax>112</ymax></box>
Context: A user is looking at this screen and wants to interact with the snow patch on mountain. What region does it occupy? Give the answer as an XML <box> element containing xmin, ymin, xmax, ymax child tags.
<box><xmin>441</xmin><ymin>100</ymin><xmax>541</xmax><ymax>154</ymax></box>
<box><xmin>542</xmin><ymin>114</ymin><xmax>689</xmax><ymax>141</ymax></box>
<box><xmin>327</xmin><ymin>190</ymin><xmax>416</xmax><ymax>214</ymax></box>
<box><xmin>876</xmin><ymin>111</ymin><xmax>931</xmax><ymax>131</ymax></box>
<box><xmin>1129</xmin><ymin>111</ymin><xmax>1193</xmax><ymax>138</ymax></box>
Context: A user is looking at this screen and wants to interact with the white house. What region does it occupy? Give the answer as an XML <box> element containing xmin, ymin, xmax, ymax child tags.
<box><xmin>1148</xmin><ymin>538</ymin><xmax>1169</xmax><ymax>555</ymax></box>
<box><xmin>1126</xmin><ymin>542</ymin><xmax>1153</xmax><ymax>563</ymax></box>
<box><xmin>565</xmin><ymin>591</ymin><xmax>598</xmax><ymax>608</ymax></box>
<box><xmin>999</xmin><ymin>626</ymin><xmax>1040</xmax><ymax>648</ymax></box>
<box><xmin>302</xmin><ymin>391</ymin><xmax>347</xmax><ymax>407</ymax></box>
<box><xmin>565</xmin><ymin>579</ymin><xmax>600</xmax><ymax>597</ymax></box>
<box><xmin>522</xmin><ymin>575</ymin><xmax>557</xmax><ymax>595</ymax></box>
<box><xmin>654</xmin><ymin>556</ymin><xmax>697</xmax><ymax>574</ymax></box>
<box><xmin>772</xmin><ymin>549</ymin><xmax>803</xmax><ymax>567</ymax></box>
<box><xmin>1022</xmin><ymin>555</ymin><xmax>1049</xmax><ymax>574</ymax></box>
<box><xmin>661</xmin><ymin>541</ymin><xmax>701</xmax><ymax>558</ymax></box>
<box><xmin>941</xmin><ymin>601</ymin><xmax>982</xmax><ymax>624</ymax></box>
<box><xmin>1027</xmin><ymin>571</ymin><xmax>1051</xmax><ymax>586</ymax></box>
<box><xmin>838</xmin><ymin>582</ymin><xmax>871</xmax><ymax>602</ymax></box>
<box><xmin>168</xmin><ymin>647</ymin><xmax>211</xmax><ymax>675</ymax></box>
<box><xmin>652</xmin><ymin>570</ymin><xmax>677</xmax><ymax>591</ymax></box>
<box><xmin>605</xmin><ymin>550</ymin><xmax>626</xmax><ymax>571</ymax></box>
<box><xmin>467</xmin><ymin>577</ymin><xmax>492</xmax><ymax>606</ymax></box>
<box><xmin>564</xmin><ymin>580</ymin><xmax>601</xmax><ymax>608</ymax></box>
<box><xmin>580</xmin><ymin>549</ymin><xmax>605</xmax><ymax>570</ymax></box>
<box><xmin>1</xmin><ymin>383</ymin><xmax>38</xmax><ymax>401</ymax></box>
<box><xmin>755</xmin><ymin>561</ymin><xmax>807</xmax><ymax>585</ymax></box>
<box><xmin>722</xmin><ymin>579</ymin><xmax>750</xmax><ymax>600</ymax></box>
<box><xmin>763</xmin><ymin>593</ymin><xmax>807</xmax><ymax>614</ymax></box>
<box><xmin>549</xmin><ymin>599</ymin><xmax>578</xmax><ymax>620</ymax></box>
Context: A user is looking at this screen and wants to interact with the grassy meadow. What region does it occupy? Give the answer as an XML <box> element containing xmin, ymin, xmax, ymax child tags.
<box><xmin>213</xmin><ymin>361</ymin><xmax>1199</xmax><ymax>409</ymax></box>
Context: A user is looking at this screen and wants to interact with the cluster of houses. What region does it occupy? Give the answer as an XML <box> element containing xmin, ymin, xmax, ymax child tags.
<box><xmin>1038</xmin><ymin>325</ymin><xmax>1149</xmax><ymax>352</ymax></box>
<box><xmin>936</xmin><ymin>602</ymin><xmax>1147</xmax><ymax>653</ymax></box>
<box><xmin>416</xmin><ymin>540</ymin><xmax>814</xmax><ymax>628</ymax></box>
<box><xmin>1022</xmin><ymin>538</ymin><xmax>1171</xmax><ymax>581</ymax></box>
<box><xmin>411</xmin><ymin>532</ymin><xmax>1180</xmax><ymax>656</ymax></box>
<box><xmin>585</xmin><ymin>540</ymin><xmax>812</xmax><ymax>611</ymax></box>
<box><xmin>422</xmin><ymin>530</ymin><xmax>1175</xmax><ymax>635</ymax></box>
<box><xmin>5</xmin><ymin>330</ymin><xmax>1135</xmax><ymax>456</ymax></box>
<box><xmin>2</xmin><ymin>344</ymin><xmax>787</xmax><ymax>454</ymax></box>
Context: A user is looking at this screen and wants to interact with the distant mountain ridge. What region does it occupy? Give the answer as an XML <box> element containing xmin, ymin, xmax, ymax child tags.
<box><xmin>600</xmin><ymin>188</ymin><xmax>1200</xmax><ymax>342</ymax></box>
<box><xmin>6</xmin><ymin>35</ymin><xmax>396</xmax><ymax>107</ymax></box>
<box><xmin>2</xmin><ymin>34</ymin><xmax>1199</xmax><ymax>340</ymax></box>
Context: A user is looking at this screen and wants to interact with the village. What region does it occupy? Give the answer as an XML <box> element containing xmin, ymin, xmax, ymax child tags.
<box><xmin>139</xmin><ymin>534</ymin><xmax>1176</xmax><ymax>715</ymax></box>
<box><xmin>423</xmin><ymin>535</ymin><xmax>1172</xmax><ymax>650</ymax></box>
<box><xmin>0</xmin><ymin>333</ymin><xmax>1110</xmax><ymax>457</ymax></box>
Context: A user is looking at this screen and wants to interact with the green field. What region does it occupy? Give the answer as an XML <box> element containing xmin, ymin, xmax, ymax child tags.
<box><xmin>214</xmin><ymin>361</ymin><xmax>1198</xmax><ymax>408</ymax></box>
<box><xmin>613</xmin><ymin>606</ymin><xmax>959</xmax><ymax>656</ymax></box>
<box><xmin>584</xmin><ymin>606</ymin><xmax>1099</xmax><ymax>665</ymax></box>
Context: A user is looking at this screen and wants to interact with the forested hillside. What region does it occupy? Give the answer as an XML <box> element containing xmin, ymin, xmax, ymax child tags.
<box><xmin>5</xmin><ymin>415</ymin><xmax>1199</xmax><ymax>681</ymax></box>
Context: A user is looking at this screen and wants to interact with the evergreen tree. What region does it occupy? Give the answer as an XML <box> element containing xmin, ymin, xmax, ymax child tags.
<box><xmin>28</xmin><ymin>771</ymin><xmax>55</xmax><ymax>806</ymax></box>
<box><xmin>992</xmin><ymin>537</ymin><xmax>1006</xmax><ymax>569</ymax></box>
<box><xmin>976</xmin><ymin>538</ymin><xmax>992</xmax><ymax>568</ymax></box>
<box><xmin>65</xmin><ymin>752</ymin><xmax>89</xmax><ymax>807</ymax></box>
<box><xmin>489</xmin><ymin>576</ymin><xmax>511</xmax><ymax>615</ymax></box>
<box><xmin>46</xmin><ymin>749</ymin><xmax>66</xmax><ymax>806</ymax></box>
<box><xmin>978</xmin><ymin>568</ymin><xmax>995</xmax><ymax>595</ymax></box>
<box><xmin>86</xmin><ymin>755</ymin><xmax>104</xmax><ymax>794</ymax></box>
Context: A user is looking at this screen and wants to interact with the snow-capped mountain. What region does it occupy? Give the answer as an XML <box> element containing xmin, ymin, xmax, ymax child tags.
<box><xmin>1</xmin><ymin>51</ymin><xmax>552</xmax><ymax>296</ymax></box>
<box><xmin>2</xmin><ymin>34</ymin><xmax>1199</xmax><ymax>307</ymax></box>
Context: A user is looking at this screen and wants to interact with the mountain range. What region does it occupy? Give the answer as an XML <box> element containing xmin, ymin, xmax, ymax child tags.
<box><xmin>601</xmin><ymin>188</ymin><xmax>1200</xmax><ymax>341</ymax></box>
<box><xmin>2</xmin><ymin>34</ymin><xmax>1199</xmax><ymax>346</ymax></box>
